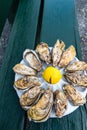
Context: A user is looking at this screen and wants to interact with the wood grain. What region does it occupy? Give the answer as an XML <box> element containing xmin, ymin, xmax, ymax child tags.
<box><xmin>0</xmin><ymin>0</ymin><xmax>41</xmax><ymax>129</ymax></box>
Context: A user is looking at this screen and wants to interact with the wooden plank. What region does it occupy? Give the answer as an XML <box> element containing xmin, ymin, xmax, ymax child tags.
<box><xmin>40</xmin><ymin>0</ymin><xmax>81</xmax><ymax>59</ymax></box>
<box><xmin>0</xmin><ymin>0</ymin><xmax>41</xmax><ymax>129</ymax></box>
<box><xmin>0</xmin><ymin>0</ymin><xmax>13</xmax><ymax>35</ymax></box>
<box><xmin>29</xmin><ymin>0</ymin><xmax>87</xmax><ymax>130</ymax></box>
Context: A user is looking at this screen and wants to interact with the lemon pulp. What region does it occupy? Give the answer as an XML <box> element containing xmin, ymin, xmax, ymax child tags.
<box><xmin>42</xmin><ymin>66</ymin><xmax>62</xmax><ymax>84</ymax></box>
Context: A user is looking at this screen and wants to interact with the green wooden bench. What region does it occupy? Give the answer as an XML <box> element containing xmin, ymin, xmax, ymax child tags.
<box><xmin>0</xmin><ymin>0</ymin><xmax>87</xmax><ymax>130</ymax></box>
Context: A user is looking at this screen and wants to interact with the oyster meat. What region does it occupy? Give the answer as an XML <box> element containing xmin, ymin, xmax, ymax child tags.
<box><xmin>66</xmin><ymin>61</ymin><xmax>87</xmax><ymax>72</ymax></box>
<box><xmin>13</xmin><ymin>64</ymin><xmax>36</xmax><ymax>76</ymax></box>
<box><xmin>65</xmin><ymin>71</ymin><xmax>87</xmax><ymax>87</ymax></box>
<box><xmin>63</xmin><ymin>84</ymin><xmax>86</xmax><ymax>106</ymax></box>
<box><xmin>20</xmin><ymin>86</ymin><xmax>44</xmax><ymax>108</ymax></box>
<box><xmin>27</xmin><ymin>88</ymin><xmax>53</xmax><ymax>122</ymax></box>
<box><xmin>59</xmin><ymin>45</ymin><xmax>76</xmax><ymax>67</ymax></box>
<box><xmin>36</xmin><ymin>43</ymin><xmax>51</xmax><ymax>64</ymax></box>
<box><xmin>52</xmin><ymin>40</ymin><xmax>65</xmax><ymax>66</ymax></box>
<box><xmin>14</xmin><ymin>76</ymin><xmax>41</xmax><ymax>90</ymax></box>
<box><xmin>54</xmin><ymin>90</ymin><xmax>67</xmax><ymax>117</ymax></box>
<box><xmin>23</xmin><ymin>49</ymin><xmax>42</xmax><ymax>71</ymax></box>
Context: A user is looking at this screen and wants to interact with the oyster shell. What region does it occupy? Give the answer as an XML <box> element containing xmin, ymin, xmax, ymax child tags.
<box><xmin>20</xmin><ymin>86</ymin><xmax>44</xmax><ymax>108</ymax></box>
<box><xmin>66</xmin><ymin>61</ymin><xmax>87</xmax><ymax>72</ymax></box>
<box><xmin>14</xmin><ymin>76</ymin><xmax>41</xmax><ymax>90</ymax></box>
<box><xmin>59</xmin><ymin>45</ymin><xmax>76</xmax><ymax>67</ymax></box>
<box><xmin>36</xmin><ymin>43</ymin><xmax>51</xmax><ymax>64</ymax></box>
<box><xmin>13</xmin><ymin>64</ymin><xmax>36</xmax><ymax>76</ymax></box>
<box><xmin>52</xmin><ymin>40</ymin><xmax>65</xmax><ymax>66</ymax></box>
<box><xmin>27</xmin><ymin>88</ymin><xmax>53</xmax><ymax>122</ymax></box>
<box><xmin>23</xmin><ymin>49</ymin><xmax>42</xmax><ymax>71</ymax></box>
<box><xmin>65</xmin><ymin>71</ymin><xmax>87</xmax><ymax>87</ymax></box>
<box><xmin>54</xmin><ymin>90</ymin><xmax>67</xmax><ymax>117</ymax></box>
<box><xmin>63</xmin><ymin>84</ymin><xmax>86</xmax><ymax>106</ymax></box>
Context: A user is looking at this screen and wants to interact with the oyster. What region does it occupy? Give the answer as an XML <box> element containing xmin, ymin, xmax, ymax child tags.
<box><xmin>63</xmin><ymin>84</ymin><xmax>86</xmax><ymax>106</ymax></box>
<box><xmin>20</xmin><ymin>86</ymin><xmax>44</xmax><ymax>108</ymax></box>
<box><xmin>65</xmin><ymin>72</ymin><xmax>87</xmax><ymax>87</ymax></box>
<box><xmin>66</xmin><ymin>61</ymin><xmax>87</xmax><ymax>72</ymax></box>
<box><xmin>54</xmin><ymin>90</ymin><xmax>67</xmax><ymax>117</ymax></box>
<box><xmin>59</xmin><ymin>45</ymin><xmax>76</xmax><ymax>67</ymax></box>
<box><xmin>14</xmin><ymin>76</ymin><xmax>41</xmax><ymax>90</ymax></box>
<box><xmin>13</xmin><ymin>64</ymin><xmax>36</xmax><ymax>76</ymax></box>
<box><xmin>36</xmin><ymin>43</ymin><xmax>51</xmax><ymax>64</ymax></box>
<box><xmin>27</xmin><ymin>88</ymin><xmax>53</xmax><ymax>122</ymax></box>
<box><xmin>23</xmin><ymin>49</ymin><xmax>42</xmax><ymax>71</ymax></box>
<box><xmin>52</xmin><ymin>40</ymin><xmax>65</xmax><ymax>66</ymax></box>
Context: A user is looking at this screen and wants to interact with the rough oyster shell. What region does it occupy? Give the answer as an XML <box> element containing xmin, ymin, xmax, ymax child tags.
<box><xmin>27</xmin><ymin>88</ymin><xmax>53</xmax><ymax>122</ymax></box>
<box><xmin>65</xmin><ymin>71</ymin><xmax>87</xmax><ymax>87</ymax></box>
<box><xmin>14</xmin><ymin>76</ymin><xmax>41</xmax><ymax>90</ymax></box>
<box><xmin>13</xmin><ymin>64</ymin><xmax>36</xmax><ymax>76</ymax></box>
<box><xmin>54</xmin><ymin>90</ymin><xmax>67</xmax><ymax>117</ymax></box>
<box><xmin>52</xmin><ymin>40</ymin><xmax>65</xmax><ymax>66</ymax></box>
<box><xmin>23</xmin><ymin>49</ymin><xmax>42</xmax><ymax>71</ymax></box>
<box><xmin>66</xmin><ymin>61</ymin><xmax>87</xmax><ymax>72</ymax></box>
<box><xmin>59</xmin><ymin>45</ymin><xmax>76</xmax><ymax>67</ymax></box>
<box><xmin>63</xmin><ymin>84</ymin><xmax>86</xmax><ymax>106</ymax></box>
<box><xmin>36</xmin><ymin>42</ymin><xmax>51</xmax><ymax>64</ymax></box>
<box><xmin>20</xmin><ymin>86</ymin><xmax>44</xmax><ymax>109</ymax></box>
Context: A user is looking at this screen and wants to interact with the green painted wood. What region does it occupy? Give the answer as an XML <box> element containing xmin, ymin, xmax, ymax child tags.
<box><xmin>0</xmin><ymin>0</ymin><xmax>13</xmax><ymax>35</ymax></box>
<box><xmin>0</xmin><ymin>0</ymin><xmax>41</xmax><ymax>129</ymax></box>
<box><xmin>29</xmin><ymin>0</ymin><xmax>87</xmax><ymax>130</ymax></box>
<box><xmin>40</xmin><ymin>0</ymin><xmax>81</xmax><ymax>59</ymax></box>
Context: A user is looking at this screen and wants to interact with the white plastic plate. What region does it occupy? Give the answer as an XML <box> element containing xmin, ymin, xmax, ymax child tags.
<box><xmin>14</xmin><ymin>48</ymin><xmax>87</xmax><ymax>118</ymax></box>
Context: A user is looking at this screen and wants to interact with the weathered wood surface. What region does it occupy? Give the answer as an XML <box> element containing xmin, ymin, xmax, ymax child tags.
<box><xmin>0</xmin><ymin>0</ymin><xmax>41</xmax><ymax>129</ymax></box>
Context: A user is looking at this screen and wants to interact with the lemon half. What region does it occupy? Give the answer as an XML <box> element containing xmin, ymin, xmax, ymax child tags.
<box><xmin>42</xmin><ymin>66</ymin><xmax>62</xmax><ymax>84</ymax></box>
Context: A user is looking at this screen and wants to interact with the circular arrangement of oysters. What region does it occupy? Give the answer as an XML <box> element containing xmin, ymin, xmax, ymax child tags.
<box><xmin>13</xmin><ymin>40</ymin><xmax>87</xmax><ymax>122</ymax></box>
